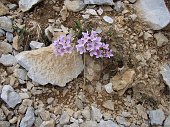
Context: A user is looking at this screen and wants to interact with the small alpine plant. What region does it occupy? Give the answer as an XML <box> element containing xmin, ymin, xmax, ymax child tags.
<box><xmin>53</xmin><ymin>34</ymin><xmax>73</xmax><ymax>56</ymax></box>
<box><xmin>53</xmin><ymin>30</ymin><xmax>114</xmax><ymax>58</ymax></box>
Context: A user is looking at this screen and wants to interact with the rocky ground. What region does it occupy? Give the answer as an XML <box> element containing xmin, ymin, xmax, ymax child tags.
<box><xmin>0</xmin><ymin>0</ymin><xmax>170</xmax><ymax>127</ymax></box>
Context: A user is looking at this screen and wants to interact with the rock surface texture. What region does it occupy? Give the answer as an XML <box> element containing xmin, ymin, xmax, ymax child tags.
<box><xmin>19</xmin><ymin>0</ymin><xmax>42</xmax><ymax>12</ymax></box>
<box><xmin>15</xmin><ymin>45</ymin><xmax>84</xmax><ymax>86</ymax></box>
<box><xmin>135</xmin><ymin>0</ymin><xmax>170</xmax><ymax>30</ymax></box>
<box><xmin>84</xmin><ymin>0</ymin><xmax>114</xmax><ymax>5</ymax></box>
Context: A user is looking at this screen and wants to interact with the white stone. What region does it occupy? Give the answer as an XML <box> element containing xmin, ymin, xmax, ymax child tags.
<box><xmin>148</xmin><ymin>109</ymin><xmax>165</xmax><ymax>126</ymax></box>
<box><xmin>160</xmin><ymin>63</ymin><xmax>170</xmax><ymax>90</ymax></box>
<box><xmin>0</xmin><ymin>16</ymin><xmax>13</xmax><ymax>32</ymax></box>
<box><xmin>64</xmin><ymin>0</ymin><xmax>85</xmax><ymax>12</ymax></box>
<box><xmin>85</xmin><ymin>9</ymin><xmax>98</xmax><ymax>16</ymax></box>
<box><xmin>0</xmin><ymin>54</ymin><xmax>17</xmax><ymax>66</ymax></box>
<box><xmin>15</xmin><ymin>45</ymin><xmax>84</xmax><ymax>86</ymax></box>
<box><xmin>14</xmin><ymin>68</ymin><xmax>27</xmax><ymax>81</ymax></box>
<box><xmin>104</xmin><ymin>83</ymin><xmax>113</xmax><ymax>94</ymax></box>
<box><xmin>135</xmin><ymin>0</ymin><xmax>170</xmax><ymax>30</ymax></box>
<box><xmin>114</xmin><ymin>1</ymin><xmax>124</xmax><ymax>12</ymax></box>
<box><xmin>19</xmin><ymin>0</ymin><xmax>42</xmax><ymax>12</ymax></box>
<box><xmin>30</xmin><ymin>41</ymin><xmax>44</xmax><ymax>49</ymax></box>
<box><xmin>98</xmin><ymin>120</ymin><xmax>119</xmax><ymax>127</ymax></box>
<box><xmin>84</xmin><ymin>0</ymin><xmax>114</xmax><ymax>5</ymax></box>
<box><xmin>1</xmin><ymin>85</ymin><xmax>22</xmax><ymax>108</ymax></box>
<box><xmin>91</xmin><ymin>106</ymin><xmax>102</xmax><ymax>122</ymax></box>
<box><xmin>20</xmin><ymin>107</ymin><xmax>35</xmax><ymax>127</ymax></box>
<box><xmin>6</xmin><ymin>32</ymin><xmax>13</xmax><ymax>42</ymax></box>
<box><xmin>82</xmin><ymin>14</ymin><xmax>90</xmax><ymax>19</ymax></box>
<box><xmin>154</xmin><ymin>32</ymin><xmax>168</xmax><ymax>47</ymax></box>
<box><xmin>103</xmin><ymin>16</ymin><xmax>114</xmax><ymax>24</ymax></box>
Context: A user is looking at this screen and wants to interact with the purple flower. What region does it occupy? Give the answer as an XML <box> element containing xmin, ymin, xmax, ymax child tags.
<box><xmin>53</xmin><ymin>34</ymin><xmax>73</xmax><ymax>56</ymax></box>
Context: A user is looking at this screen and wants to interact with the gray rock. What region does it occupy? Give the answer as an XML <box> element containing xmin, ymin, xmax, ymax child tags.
<box><xmin>84</xmin><ymin>0</ymin><xmax>114</xmax><ymax>5</ymax></box>
<box><xmin>1</xmin><ymin>85</ymin><xmax>22</xmax><ymax>108</ymax></box>
<box><xmin>20</xmin><ymin>107</ymin><xmax>35</xmax><ymax>127</ymax></box>
<box><xmin>0</xmin><ymin>121</ymin><xmax>10</xmax><ymax>127</ymax></box>
<box><xmin>0</xmin><ymin>108</ymin><xmax>6</xmax><ymax>121</ymax></box>
<box><xmin>59</xmin><ymin>111</ymin><xmax>70</xmax><ymax>125</ymax></box>
<box><xmin>98</xmin><ymin>120</ymin><xmax>120</xmax><ymax>127</ymax></box>
<box><xmin>0</xmin><ymin>54</ymin><xmax>17</xmax><ymax>66</ymax></box>
<box><xmin>0</xmin><ymin>16</ymin><xmax>13</xmax><ymax>32</ymax></box>
<box><xmin>64</xmin><ymin>0</ymin><xmax>85</xmax><ymax>12</ymax></box>
<box><xmin>91</xmin><ymin>106</ymin><xmax>102</xmax><ymax>122</ymax></box>
<box><xmin>135</xmin><ymin>0</ymin><xmax>170</xmax><ymax>30</ymax></box>
<box><xmin>14</xmin><ymin>68</ymin><xmax>27</xmax><ymax>81</ymax></box>
<box><xmin>0</xmin><ymin>41</ymin><xmax>13</xmax><ymax>54</ymax></box>
<box><xmin>164</xmin><ymin>115</ymin><xmax>170</xmax><ymax>127</ymax></box>
<box><xmin>114</xmin><ymin>1</ymin><xmax>124</xmax><ymax>12</ymax></box>
<box><xmin>30</xmin><ymin>41</ymin><xmax>44</xmax><ymax>49</ymax></box>
<box><xmin>154</xmin><ymin>32</ymin><xmax>168</xmax><ymax>47</ymax></box>
<box><xmin>80</xmin><ymin>121</ymin><xmax>97</xmax><ymax>127</ymax></box>
<box><xmin>103</xmin><ymin>16</ymin><xmax>114</xmax><ymax>24</ymax></box>
<box><xmin>148</xmin><ymin>109</ymin><xmax>165</xmax><ymax>126</ymax></box>
<box><xmin>19</xmin><ymin>0</ymin><xmax>42</xmax><ymax>12</ymax></box>
<box><xmin>0</xmin><ymin>29</ymin><xmax>5</xmax><ymax>36</ymax></box>
<box><xmin>6</xmin><ymin>32</ymin><xmax>13</xmax><ymax>42</ymax></box>
<box><xmin>15</xmin><ymin>45</ymin><xmax>84</xmax><ymax>86</ymax></box>
<box><xmin>160</xmin><ymin>63</ymin><xmax>170</xmax><ymax>89</ymax></box>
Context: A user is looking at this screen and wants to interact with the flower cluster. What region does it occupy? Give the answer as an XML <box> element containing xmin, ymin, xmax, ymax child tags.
<box><xmin>53</xmin><ymin>31</ymin><xmax>113</xmax><ymax>58</ymax></box>
<box><xmin>53</xmin><ymin>34</ymin><xmax>73</xmax><ymax>56</ymax></box>
<box><xmin>76</xmin><ymin>31</ymin><xmax>114</xmax><ymax>58</ymax></box>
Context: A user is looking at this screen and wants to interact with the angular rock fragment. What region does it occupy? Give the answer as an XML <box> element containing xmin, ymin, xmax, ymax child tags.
<box><xmin>135</xmin><ymin>0</ymin><xmax>170</xmax><ymax>30</ymax></box>
<box><xmin>0</xmin><ymin>16</ymin><xmax>13</xmax><ymax>32</ymax></box>
<box><xmin>64</xmin><ymin>0</ymin><xmax>85</xmax><ymax>12</ymax></box>
<box><xmin>15</xmin><ymin>45</ymin><xmax>84</xmax><ymax>86</ymax></box>
<box><xmin>0</xmin><ymin>2</ymin><xmax>9</xmax><ymax>16</ymax></box>
<box><xmin>1</xmin><ymin>85</ymin><xmax>22</xmax><ymax>108</ymax></box>
<box><xmin>19</xmin><ymin>0</ymin><xmax>42</xmax><ymax>12</ymax></box>
<box><xmin>0</xmin><ymin>54</ymin><xmax>17</xmax><ymax>66</ymax></box>
<box><xmin>20</xmin><ymin>107</ymin><xmax>35</xmax><ymax>127</ymax></box>
<box><xmin>160</xmin><ymin>63</ymin><xmax>170</xmax><ymax>89</ymax></box>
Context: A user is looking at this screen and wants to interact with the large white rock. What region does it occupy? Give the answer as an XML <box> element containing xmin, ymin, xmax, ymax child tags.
<box><xmin>19</xmin><ymin>0</ymin><xmax>42</xmax><ymax>12</ymax></box>
<box><xmin>1</xmin><ymin>85</ymin><xmax>22</xmax><ymax>108</ymax></box>
<box><xmin>84</xmin><ymin>0</ymin><xmax>114</xmax><ymax>5</ymax></box>
<box><xmin>135</xmin><ymin>0</ymin><xmax>170</xmax><ymax>30</ymax></box>
<box><xmin>15</xmin><ymin>45</ymin><xmax>84</xmax><ymax>87</ymax></box>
